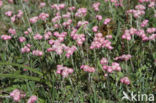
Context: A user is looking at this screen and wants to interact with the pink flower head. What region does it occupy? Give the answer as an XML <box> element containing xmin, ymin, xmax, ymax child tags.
<box><xmin>114</xmin><ymin>54</ymin><xmax>132</xmax><ymax>61</ymax></box>
<box><xmin>100</xmin><ymin>58</ymin><xmax>108</xmax><ymax>65</ymax></box>
<box><xmin>141</xmin><ymin>20</ymin><xmax>148</xmax><ymax>27</ymax></box>
<box><xmin>8</xmin><ymin>28</ymin><xmax>16</xmax><ymax>35</ymax></box>
<box><xmin>39</xmin><ymin>12</ymin><xmax>49</xmax><ymax>21</ymax></box>
<box><xmin>29</xmin><ymin>16</ymin><xmax>38</xmax><ymax>24</ymax></box>
<box><xmin>32</xmin><ymin>50</ymin><xmax>43</xmax><ymax>56</ymax></box>
<box><xmin>1</xmin><ymin>35</ymin><xmax>12</xmax><ymax>40</ymax></box>
<box><xmin>40</xmin><ymin>2</ymin><xmax>46</xmax><ymax>8</ymax></box>
<box><xmin>44</xmin><ymin>31</ymin><xmax>52</xmax><ymax>40</ymax></box>
<box><xmin>135</xmin><ymin>5</ymin><xmax>146</xmax><ymax>10</ymax></box>
<box><xmin>80</xmin><ymin>65</ymin><xmax>95</xmax><ymax>73</ymax></box>
<box><xmin>19</xmin><ymin>36</ymin><xmax>26</xmax><ymax>43</ymax></box>
<box><xmin>75</xmin><ymin>8</ymin><xmax>87</xmax><ymax>17</ymax></box>
<box><xmin>17</xmin><ymin>10</ymin><xmax>23</xmax><ymax>18</ymax></box>
<box><xmin>11</xmin><ymin>15</ymin><xmax>16</xmax><ymax>22</ymax></box>
<box><xmin>104</xmin><ymin>18</ymin><xmax>111</xmax><ymax>25</ymax></box>
<box><xmin>10</xmin><ymin>89</ymin><xmax>21</xmax><ymax>102</ymax></box>
<box><xmin>96</xmin><ymin>15</ymin><xmax>102</xmax><ymax>21</ymax></box>
<box><xmin>21</xmin><ymin>46</ymin><xmax>30</xmax><ymax>53</ymax></box>
<box><xmin>64</xmin><ymin>46</ymin><xmax>77</xmax><ymax>58</ymax></box>
<box><xmin>111</xmin><ymin>62</ymin><xmax>121</xmax><ymax>71</ymax></box>
<box><xmin>0</xmin><ymin>1</ymin><xmax>3</xmax><ymax>7</ymax></box>
<box><xmin>148</xmin><ymin>2</ymin><xmax>155</xmax><ymax>8</ymax></box>
<box><xmin>10</xmin><ymin>89</ymin><xmax>26</xmax><ymax>102</ymax></box>
<box><xmin>5</xmin><ymin>11</ymin><xmax>13</xmax><ymax>17</ymax></box>
<box><xmin>56</xmin><ymin>65</ymin><xmax>74</xmax><ymax>77</ymax></box>
<box><xmin>68</xmin><ymin>6</ymin><xmax>76</xmax><ymax>11</ymax></box>
<box><xmin>8</xmin><ymin>0</ymin><xmax>14</xmax><ymax>3</ymax></box>
<box><xmin>33</xmin><ymin>33</ymin><xmax>43</xmax><ymax>40</ymax></box>
<box><xmin>27</xmin><ymin>95</ymin><xmax>38</xmax><ymax>103</ymax></box>
<box><xmin>120</xmin><ymin>77</ymin><xmax>130</xmax><ymax>85</ymax></box>
<box><xmin>92</xmin><ymin>26</ymin><xmax>98</xmax><ymax>32</ymax></box>
<box><xmin>146</xmin><ymin>28</ymin><xmax>156</xmax><ymax>34</ymax></box>
<box><xmin>92</xmin><ymin>2</ymin><xmax>100</xmax><ymax>11</ymax></box>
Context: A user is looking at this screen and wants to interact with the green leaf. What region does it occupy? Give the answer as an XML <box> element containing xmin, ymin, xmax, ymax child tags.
<box><xmin>0</xmin><ymin>73</ymin><xmax>40</xmax><ymax>82</ymax></box>
<box><xmin>0</xmin><ymin>62</ymin><xmax>43</xmax><ymax>76</ymax></box>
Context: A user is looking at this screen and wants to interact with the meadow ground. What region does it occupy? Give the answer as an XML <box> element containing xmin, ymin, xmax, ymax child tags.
<box><xmin>0</xmin><ymin>0</ymin><xmax>156</xmax><ymax>103</ymax></box>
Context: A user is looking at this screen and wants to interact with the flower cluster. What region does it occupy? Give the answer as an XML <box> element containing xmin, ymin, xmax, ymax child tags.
<box><xmin>1</xmin><ymin>35</ymin><xmax>12</xmax><ymax>40</ymax></box>
<box><xmin>100</xmin><ymin>58</ymin><xmax>122</xmax><ymax>73</ymax></box>
<box><xmin>33</xmin><ymin>33</ymin><xmax>43</xmax><ymax>40</ymax></box>
<box><xmin>75</xmin><ymin>8</ymin><xmax>87</xmax><ymax>17</ymax></box>
<box><xmin>21</xmin><ymin>45</ymin><xmax>31</xmax><ymax>53</ymax></box>
<box><xmin>56</xmin><ymin>65</ymin><xmax>74</xmax><ymax>77</ymax></box>
<box><xmin>32</xmin><ymin>50</ymin><xmax>43</xmax><ymax>56</ymax></box>
<box><xmin>51</xmin><ymin>3</ymin><xmax>66</xmax><ymax>11</ymax></box>
<box><xmin>90</xmin><ymin>33</ymin><xmax>113</xmax><ymax>50</ymax></box>
<box><xmin>103</xmin><ymin>18</ymin><xmax>111</xmax><ymax>25</ymax></box>
<box><xmin>10</xmin><ymin>89</ymin><xmax>26</xmax><ymax>102</ymax></box>
<box><xmin>127</xmin><ymin>5</ymin><xmax>146</xmax><ymax>18</ymax></box>
<box><xmin>120</xmin><ymin>77</ymin><xmax>130</xmax><ymax>85</ymax></box>
<box><xmin>71</xmin><ymin>28</ymin><xmax>86</xmax><ymax>46</ymax></box>
<box><xmin>92</xmin><ymin>2</ymin><xmax>100</xmax><ymax>11</ymax></box>
<box><xmin>27</xmin><ymin>95</ymin><xmax>38</xmax><ymax>103</ymax></box>
<box><xmin>10</xmin><ymin>89</ymin><xmax>37</xmax><ymax>103</ymax></box>
<box><xmin>64</xmin><ymin>46</ymin><xmax>77</xmax><ymax>58</ymax></box>
<box><xmin>39</xmin><ymin>12</ymin><xmax>49</xmax><ymax>21</ymax></box>
<box><xmin>80</xmin><ymin>65</ymin><xmax>95</xmax><ymax>73</ymax></box>
<box><xmin>114</xmin><ymin>54</ymin><xmax>132</xmax><ymax>61</ymax></box>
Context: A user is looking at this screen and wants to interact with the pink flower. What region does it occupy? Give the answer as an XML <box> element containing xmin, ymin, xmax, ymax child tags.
<box><xmin>75</xmin><ymin>8</ymin><xmax>87</xmax><ymax>17</ymax></box>
<box><xmin>92</xmin><ymin>26</ymin><xmax>98</xmax><ymax>32</ymax></box>
<box><xmin>77</xmin><ymin>21</ymin><xmax>88</xmax><ymax>28</ymax></box>
<box><xmin>44</xmin><ymin>31</ymin><xmax>52</xmax><ymax>40</ymax></box>
<box><xmin>39</xmin><ymin>12</ymin><xmax>49</xmax><ymax>21</ymax></box>
<box><xmin>0</xmin><ymin>1</ymin><xmax>3</xmax><ymax>7</ymax></box>
<box><xmin>1</xmin><ymin>35</ymin><xmax>12</xmax><ymax>40</ymax></box>
<box><xmin>68</xmin><ymin>6</ymin><xmax>76</xmax><ymax>11</ymax></box>
<box><xmin>148</xmin><ymin>2</ymin><xmax>155</xmax><ymax>8</ymax></box>
<box><xmin>104</xmin><ymin>18</ymin><xmax>111</xmax><ymax>25</ymax></box>
<box><xmin>90</xmin><ymin>33</ymin><xmax>113</xmax><ymax>50</ymax></box>
<box><xmin>92</xmin><ymin>2</ymin><xmax>100</xmax><ymax>11</ymax></box>
<box><xmin>114</xmin><ymin>54</ymin><xmax>132</xmax><ymax>61</ymax></box>
<box><xmin>17</xmin><ymin>10</ymin><xmax>23</xmax><ymax>18</ymax></box>
<box><xmin>32</xmin><ymin>50</ymin><xmax>43</xmax><ymax>56</ymax></box>
<box><xmin>21</xmin><ymin>46</ymin><xmax>30</xmax><ymax>53</ymax></box>
<box><xmin>47</xmin><ymin>48</ymin><xmax>54</xmax><ymax>52</ymax></box>
<box><xmin>27</xmin><ymin>95</ymin><xmax>38</xmax><ymax>103</ymax></box>
<box><xmin>33</xmin><ymin>33</ymin><xmax>43</xmax><ymax>40</ymax></box>
<box><xmin>141</xmin><ymin>20</ymin><xmax>148</xmax><ymax>27</ymax></box>
<box><xmin>5</xmin><ymin>11</ymin><xmax>13</xmax><ymax>17</ymax></box>
<box><xmin>111</xmin><ymin>62</ymin><xmax>121</xmax><ymax>71</ymax></box>
<box><xmin>146</xmin><ymin>28</ymin><xmax>156</xmax><ymax>34</ymax></box>
<box><xmin>120</xmin><ymin>77</ymin><xmax>130</xmax><ymax>85</ymax></box>
<box><xmin>8</xmin><ymin>28</ymin><xmax>16</xmax><ymax>35</ymax></box>
<box><xmin>96</xmin><ymin>15</ymin><xmax>102</xmax><ymax>21</ymax></box>
<box><xmin>100</xmin><ymin>58</ymin><xmax>108</xmax><ymax>65</ymax></box>
<box><xmin>56</xmin><ymin>65</ymin><xmax>74</xmax><ymax>77</ymax></box>
<box><xmin>122</xmin><ymin>30</ymin><xmax>131</xmax><ymax>40</ymax></box>
<box><xmin>64</xmin><ymin>46</ymin><xmax>77</xmax><ymax>58</ymax></box>
<box><xmin>40</xmin><ymin>2</ymin><xmax>46</xmax><ymax>8</ymax></box>
<box><xmin>11</xmin><ymin>15</ymin><xmax>16</xmax><ymax>22</ymax></box>
<box><xmin>8</xmin><ymin>0</ymin><xmax>13</xmax><ymax>3</ymax></box>
<box><xmin>106</xmin><ymin>35</ymin><xmax>112</xmax><ymax>39</ymax></box>
<box><xmin>135</xmin><ymin>5</ymin><xmax>146</xmax><ymax>10</ymax></box>
<box><xmin>19</xmin><ymin>37</ymin><xmax>26</xmax><ymax>43</ymax></box>
<box><xmin>10</xmin><ymin>89</ymin><xmax>26</xmax><ymax>102</ymax></box>
<box><xmin>29</xmin><ymin>16</ymin><xmax>38</xmax><ymax>23</ymax></box>
<box><xmin>10</xmin><ymin>89</ymin><xmax>21</xmax><ymax>102</ymax></box>
<box><xmin>80</xmin><ymin>65</ymin><xmax>95</xmax><ymax>73</ymax></box>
